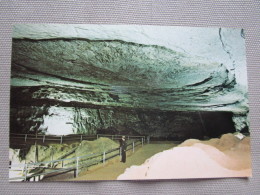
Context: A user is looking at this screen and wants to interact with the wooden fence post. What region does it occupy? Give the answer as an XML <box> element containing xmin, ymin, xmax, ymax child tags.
<box><xmin>132</xmin><ymin>142</ymin><xmax>135</xmax><ymax>153</ymax></box>
<box><xmin>103</xmin><ymin>151</ymin><xmax>106</xmax><ymax>164</ymax></box>
<box><xmin>43</xmin><ymin>135</ymin><xmax>45</xmax><ymax>143</ymax></box>
<box><xmin>24</xmin><ymin>134</ymin><xmax>27</xmax><ymax>143</ymax></box>
<box><xmin>141</xmin><ymin>138</ymin><xmax>143</xmax><ymax>147</ymax></box>
<box><xmin>76</xmin><ymin>157</ymin><xmax>79</xmax><ymax>177</ymax></box>
<box><xmin>97</xmin><ymin>134</ymin><xmax>99</xmax><ymax>139</ymax></box>
<box><xmin>60</xmin><ymin>136</ymin><xmax>63</xmax><ymax>144</ymax></box>
<box><xmin>51</xmin><ymin>148</ymin><xmax>54</xmax><ymax>168</ymax></box>
<box><xmin>34</xmin><ymin>145</ymin><xmax>37</xmax><ymax>163</ymax></box>
<box><xmin>24</xmin><ymin>164</ymin><xmax>27</xmax><ymax>181</ymax></box>
<box><xmin>80</xmin><ymin>135</ymin><xmax>82</xmax><ymax>141</ymax></box>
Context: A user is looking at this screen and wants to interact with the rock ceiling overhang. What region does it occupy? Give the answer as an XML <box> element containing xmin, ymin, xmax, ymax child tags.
<box><xmin>11</xmin><ymin>24</ymin><xmax>248</xmax><ymax>114</ymax></box>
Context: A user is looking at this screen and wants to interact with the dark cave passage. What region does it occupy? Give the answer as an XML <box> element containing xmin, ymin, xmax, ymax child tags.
<box><xmin>10</xmin><ymin>100</ymin><xmax>238</xmax><ymax>142</ymax></box>
<box><xmin>95</xmin><ymin>110</ymin><xmax>237</xmax><ymax>141</ymax></box>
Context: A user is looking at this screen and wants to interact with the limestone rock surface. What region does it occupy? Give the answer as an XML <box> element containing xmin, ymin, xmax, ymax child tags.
<box><xmin>10</xmin><ymin>25</ymin><xmax>249</xmax><ymax>136</ymax></box>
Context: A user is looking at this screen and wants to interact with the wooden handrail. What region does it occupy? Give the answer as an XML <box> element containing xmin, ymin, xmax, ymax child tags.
<box><xmin>9</xmin><ymin>139</ymin><xmax>144</xmax><ymax>181</ymax></box>
<box><xmin>10</xmin><ymin>133</ymin><xmax>146</xmax><ymax>145</ymax></box>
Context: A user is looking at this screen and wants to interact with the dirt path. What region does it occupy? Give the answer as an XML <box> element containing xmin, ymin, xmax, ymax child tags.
<box><xmin>70</xmin><ymin>142</ymin><xmax>176</xmax><ymax>181</ymax></box>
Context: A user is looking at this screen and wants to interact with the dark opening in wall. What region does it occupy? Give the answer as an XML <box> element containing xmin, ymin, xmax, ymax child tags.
<box><xmin>199</xmin><ymin>111</ymin><xmax>236</xmax><ymax>138</ymax></box>
<box><xmin>96</xmin><ymin>110</ymin><xmax>237</xmax><ymax>141</ymax></box>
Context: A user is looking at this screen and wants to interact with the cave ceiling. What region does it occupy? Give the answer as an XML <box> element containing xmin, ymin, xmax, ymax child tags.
<box><xmin>11</xmin><ymin>24</ymin><xmax>248</xmax><ymax>114</ymax></box>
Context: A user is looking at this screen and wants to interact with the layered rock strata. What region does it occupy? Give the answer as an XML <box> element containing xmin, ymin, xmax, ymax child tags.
<box><xmin>10</xmin><ymin>25</ymin><xmax>249</xmax><ymax>137</ymax></box>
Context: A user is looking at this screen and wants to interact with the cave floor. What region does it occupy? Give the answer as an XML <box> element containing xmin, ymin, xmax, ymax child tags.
<box><xmin>50</xmin><ymin>141</ymin><xmax>177</xmax><ymax>181</ymax></box>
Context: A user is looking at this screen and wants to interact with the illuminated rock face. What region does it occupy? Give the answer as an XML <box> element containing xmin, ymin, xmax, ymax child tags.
<box><xmin>10</xmin><ymin>25</ymin><xmax>249</xmax><ymax>137</ymax></box>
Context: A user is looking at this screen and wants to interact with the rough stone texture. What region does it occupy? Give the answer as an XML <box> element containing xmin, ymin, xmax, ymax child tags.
<box><xmin>10</xmin><ymin>25</ymin><xmax>249</xmax><ymax>136</ymax></box>
<box><xmin>232</xmin><ymin>114</ymin><xmax>250</xmax><ymax>132</ymax></box>
<box><xmin>10</xmin><ymin>103</ymin><xmax>237</xmax><ymax>139</ymax></box>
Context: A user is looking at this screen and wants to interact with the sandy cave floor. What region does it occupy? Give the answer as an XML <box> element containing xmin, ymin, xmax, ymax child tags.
<box><xmin>66</xmin><ymin>142</ymin><xmax>177</xmax><ymax>181</ymax></box>
<box><xmin>118</xmin><ymin>134</ymin><xmax>252</xmax><ymax>180</ymax></box>
<box><xmin>42</xmin><ymin>133</ymin><xmax>252</xmax><ymax>181</ymax></box>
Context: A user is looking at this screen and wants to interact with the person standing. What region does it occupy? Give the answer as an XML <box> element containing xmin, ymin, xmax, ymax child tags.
<box><xmin>120</xmin><ymin>136</ymin><xmax>127</xmax><ymax>163</ymax></box>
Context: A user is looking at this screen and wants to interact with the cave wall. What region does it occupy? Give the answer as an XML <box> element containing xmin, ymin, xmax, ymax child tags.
<box><xmin>10</xmin><ymin>101</ymin><xmax>236</xmax><ymax>140</ymax></box>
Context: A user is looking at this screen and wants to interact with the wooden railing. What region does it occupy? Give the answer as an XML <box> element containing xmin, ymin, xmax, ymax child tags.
<box><xmin>9</xmin><ymin>138</ymin><xmax>144</xmax><ymax>181</ymax></box>
<box><xmin>97</xmin><ymin>134</ymin><xmax>146</xmax><ymax>143</ymax></box>
<box><xmin>10</xmin><ymin>133</ymin><xmax>146</xmax><ymax>144</ymax></box>
<box><xmin>10</xmin><ymin>133</ymin><xmax>97</xmax><ymax>144</ymax></box>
